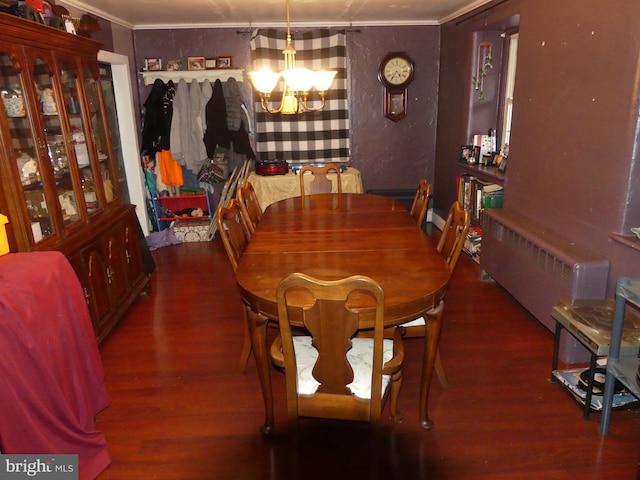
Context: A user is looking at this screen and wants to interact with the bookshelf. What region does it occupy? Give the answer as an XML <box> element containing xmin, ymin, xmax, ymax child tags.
<box><xmin>459</xmin><ymin>163</ymin><xmax>506</xmax><ymax>184</ymax></box>
<box><xmin>457</xmin><ymin>163</ymin><xmax>505</xmax><ymax>265</ymax></box>
<box><xmin>457</xmin><ymin>164</ymin><xmax>505</xmax><ymax>221</ymax></box>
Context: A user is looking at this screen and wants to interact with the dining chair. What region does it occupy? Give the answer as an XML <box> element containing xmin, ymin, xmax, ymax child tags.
<box><xmin>299</xmin><ymin>163</ymin><xmax>343</xmax><ymax>195</ymax></box>
<box><xmin>409</xmin><ymin>179</ymin><xmax>432</xmax><ymax>230</ymax></box>
<box><xmin>216</xmin><ymin>199</ymin><xmax>254</xmax><ymax>371</ymax></box>
<box><xmin>236</xmin><ymin>180</ymin><xmax>263</xmax><ymax>237</ymax></box>
<box><xmin>401</xmin><ymin>200</ymin><xmax>470</xmax><ymax>388</ymax></box>
<box><xmin>270</xmin><ymin>272</ymin><xmax>404</xmax><ymax>430</ymax></box>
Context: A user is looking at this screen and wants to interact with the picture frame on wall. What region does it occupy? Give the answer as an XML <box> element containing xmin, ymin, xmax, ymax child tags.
<box><xmin>216</xmin><ymin>56</ymin><xmax>232</xmax><ymax>69</ymax></box>
<box><xmin>166</xmin><ymin>60</ymin><xmax>182</xmax><ymax>71</ymax></box>
<box><xmin>144</xmin><ymin>58</ymin><xmax>162</xmax><ymax>71</ymax></box>
<box><xmin>187</xmin><ymin>56</ymin><xmax>205</xmax><ymax>71</ymax></box>
<box><xmin>205</xmin><ymin>58</ymin><xmax>217</xmax><ymax>70</ymax></box>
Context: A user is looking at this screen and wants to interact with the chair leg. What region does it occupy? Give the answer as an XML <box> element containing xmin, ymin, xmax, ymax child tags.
<box><xmin>388</xmin><ymin>370</ymin><xmax>404</xmax><ymax>422</ymax></box>
<box><xmin>434</xmin><ymin>348</ymin><xmax>449</xmax><ymax>389</ymax></box>
<box><xmin>238</xmin><ymin>309</ymin><xmax>253</xmax><ymax>372</ymax></box>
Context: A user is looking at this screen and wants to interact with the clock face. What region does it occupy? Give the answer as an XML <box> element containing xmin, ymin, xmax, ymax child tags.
<box><xmin>379</xmin><ymin>53</ymin><xmax>414</xmax><ymax>88</ymax></box>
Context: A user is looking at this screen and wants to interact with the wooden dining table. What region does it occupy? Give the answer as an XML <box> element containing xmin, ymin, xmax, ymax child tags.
<box><xmin>235</xmin><ymin>193</ymin><xmax>450</xmax><ymax>434</ymax></box>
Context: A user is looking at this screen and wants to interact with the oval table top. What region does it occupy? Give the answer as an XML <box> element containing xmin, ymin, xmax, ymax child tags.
<box><xmin>236</xmin><ymin>193</ymin><xmax>450</xmax><ymax>326</ymax></box>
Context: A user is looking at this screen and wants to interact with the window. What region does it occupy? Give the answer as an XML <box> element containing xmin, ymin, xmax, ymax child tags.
<box><xmin>499</xmin><ymin>31</ymin><xmax>518</xmax><ymax>156</ymax></box>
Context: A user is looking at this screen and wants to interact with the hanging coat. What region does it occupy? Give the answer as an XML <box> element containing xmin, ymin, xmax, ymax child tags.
<box><xmin>187</xmin><ymin>79</ymin><xmax>209</xmax><ymax>171</ymax></box>
<box><xmin>140</xmin><ymin>79</ymin><xmax>167</xmax><ymax>156</ymax></box>
<box><xmin>203</xmin><ymin>79</ymin><xmax>231</xmax><ymax>158</ymax></box>
<box><xmin>158</xmin><ymin>80</ymin><xmax>175</xmax><ymax>152</ymax></box>
<box><xmin>169</xmin><ymin>78</ymin><xmax>190</xmax><ymax>166</ymax></box>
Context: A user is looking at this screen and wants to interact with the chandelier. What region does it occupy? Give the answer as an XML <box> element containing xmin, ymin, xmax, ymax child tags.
<box><xmin>248</xmin><ymin>0</ymin><xmax>337</xmax><ymax>114</ymax></box>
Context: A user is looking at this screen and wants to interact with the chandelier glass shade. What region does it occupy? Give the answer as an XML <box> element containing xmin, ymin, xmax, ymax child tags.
<box><xmin>248</xmin><ymin>0</ymin><xmax>337</xmax><ymax>114</ymax></box>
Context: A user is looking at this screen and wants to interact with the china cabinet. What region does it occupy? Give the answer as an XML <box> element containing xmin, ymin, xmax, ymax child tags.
<box><xmin>0</xmin><ymin>13</ymin><xmax>150</xmax><ymax>343</ymax></box>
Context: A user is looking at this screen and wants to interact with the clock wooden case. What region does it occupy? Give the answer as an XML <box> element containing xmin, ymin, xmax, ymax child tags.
<box><xmin>0</xmin><ymin>13</ymin><xmax>150</xmax><ymax>343</ymax></box>
<box><xmin>378</xmin><ymin>52</ymin><xmax>415</xmax><ymax>122</ymax></box>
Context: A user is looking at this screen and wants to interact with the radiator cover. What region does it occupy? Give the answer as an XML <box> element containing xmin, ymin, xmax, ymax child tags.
<box><xmin>481</xmin><ymin>209</ymin><xmax>610</xmax><ymax>363</ymax></box>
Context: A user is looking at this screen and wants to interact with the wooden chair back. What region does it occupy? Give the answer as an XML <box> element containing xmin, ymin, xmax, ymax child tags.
<box><xmin>216</xmin><ymin>199</ymin><xmax>251</xmax><ymax>273</ymax></box>
<box><xmin>272</xmin><ymin>273</ymin><xmax>403</xmax><ymax>427</ymax></box>
<box><xmin>398</xmin><ymin>201</ymin><xmax>470</xmax><ymax>390</ymax></box>
<box><xmin>299</xmin><ymin>163</ymin><xmax>343</xmax><ymax>195</ymax></box>
<box><xmin>216</xmin><ymin>199</ymin><xmax>254</xmax><ymax>371</ymax></box>
<box><xmin>437</xmin><ymin>201</ymin><xmax>471</xmax><ymax>273</ymax></box>
<box><xmin>409</xmin><ymin>179</ymin><xmax>432</xmax><ymax>228</ymax></box>
<box><xmin>236</xmin><ymin>181</ymin><xmax>263</xmax><ymax>236</ymax></box>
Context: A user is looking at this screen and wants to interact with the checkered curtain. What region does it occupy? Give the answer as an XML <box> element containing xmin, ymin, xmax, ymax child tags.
<box><xmin>249</xmin><ymin>28</ymin><xmax>350</xmax><ymax>163</ymax></box>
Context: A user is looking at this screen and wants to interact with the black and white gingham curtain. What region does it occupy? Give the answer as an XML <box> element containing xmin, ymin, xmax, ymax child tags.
<box><xmin>249</xmin><ymin>28</ymin><xmax>350</xmax><ymax>163</ymax></box>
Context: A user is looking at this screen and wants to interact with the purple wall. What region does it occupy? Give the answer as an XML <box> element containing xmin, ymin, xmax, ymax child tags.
<box><xmin>132</xmin><ymin>25</ymin><xmax>440</xmax><ymax>192</ymax></box>
<box><xmin>435</xmin><ymin>0</ymin><xmax>640</xmax><ymax>294</ymax></box>
<box><xmin>347</xmin><ymin>27</ymin><xmax>440</xmax><ymax>191</ymax></box>
<box><xmin>94</xmin><ymin>0</ymin><xmax>640</xmax><ymax>294</ymax></box>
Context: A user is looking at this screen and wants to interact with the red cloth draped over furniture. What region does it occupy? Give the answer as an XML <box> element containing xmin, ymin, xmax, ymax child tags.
<box><xmin>0</xmin><ymin>251</ymin><xmax>110</xmax><ymax>479</ymax></box>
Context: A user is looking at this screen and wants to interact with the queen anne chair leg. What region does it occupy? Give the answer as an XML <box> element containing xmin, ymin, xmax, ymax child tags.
<box><xmin>385</xmin><ymin>327</ymin><xmax>405</xmax><ymax>421</ymax></box>
<box><xmin>420</xmin><ymin>300</ymin><xmax>445</xmax><ymax>430</ymax></box>
<box><xmin>238</xmin><ymin>308</ymin><xmax>253</xmax><ymax>372</ymax></box>
<box><xmin>388</xmin><ymin>370</ymin><xmax>404</xmax><ymax>421</ymax></box>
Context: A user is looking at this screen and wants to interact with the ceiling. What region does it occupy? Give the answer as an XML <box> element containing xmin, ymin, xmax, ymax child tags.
<box><xmin>61</xmin><ymin>0</ymin><xmax>491</xmax><ymax>30</ymax></box>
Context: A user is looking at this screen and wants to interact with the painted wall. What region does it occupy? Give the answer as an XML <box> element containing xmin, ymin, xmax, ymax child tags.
<box><xmin>131</xmin><ymin>25</ymin><xmax>440</xmax><ymax>192</ymax></box>
<box><xmin>435</xmin><ymin>0</ymin><xmax>640</xmax><ymax>294</ymax></box>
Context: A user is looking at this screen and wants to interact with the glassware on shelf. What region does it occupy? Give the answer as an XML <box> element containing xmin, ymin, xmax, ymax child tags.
<box><xmin>81</xmin><ymin>175</ymin><xmax>98</xmax><ymax>212</ymax></box>
<box><xmin>16</xmin><ymin>151</ymin><xmax>39</xmax><ymax>183</ymax></box>
<box><xmin>58</xmin><ymin>189</ymin><xmax>79</xmax><ymax>224</ymax></box>
<box><xmin>25</xmin><ymin>191</ymin><xmax>52</xmax><ymax>242</ymax></box>
<box><xmin>38</xmin><ymin>87</ymin><xmax>58</xmax><ymax>115</ymax></box>
<box><xmin>72</xmin><ymin>128</ymin><xmax>90</xmax><ymax>167</ymax></box>
<box><xmin>47</xmin><ymin>135</ymin><xmax>68</xmax><ymax>175</ymax></box>
<box><xmin>1</xmin><ymin>86</ymin><xmax>25</xmax><ymax>117</ymax></box>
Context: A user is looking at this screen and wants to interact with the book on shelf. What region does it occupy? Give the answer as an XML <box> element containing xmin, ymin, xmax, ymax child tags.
<box><xmin>456</xmin><ymin>174</ymin><xmax>503</xmax><ymax>219</ymax></box>
<box><xmin>483</xmin><ymin>190</ymin><xmax>504</xmax><ymax>209</ymax></box>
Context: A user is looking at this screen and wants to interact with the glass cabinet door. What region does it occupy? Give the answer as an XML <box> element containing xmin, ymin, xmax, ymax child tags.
<box><xmin>83</xmin><ymin>62</ymin><xmax>119</xmax><ymax>205</ymax></box>
<box><xmin>58</xmin><ymin>58</ymin><xmax>99</xmax><ymax>215</ymax></box>
<box><xmin>30</xmin><ymin>52</ymin><xmax>85</xmax><ymax>229</ymax></box>
<box><xmin>98</xmin><ymin>62</ymin><xmax>128</xmax><ymax>203</ymax></box>
<box><xmin>0</xmin><ymin>47</ymin><xmax>57</xmax><ymax>244</ymax></box>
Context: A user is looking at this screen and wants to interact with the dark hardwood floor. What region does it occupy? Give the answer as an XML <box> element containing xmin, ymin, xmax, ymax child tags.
<box><xmin>96</xmin><ymin>229</ymin><xmax>640</xmax><ymax>479</ymax></box>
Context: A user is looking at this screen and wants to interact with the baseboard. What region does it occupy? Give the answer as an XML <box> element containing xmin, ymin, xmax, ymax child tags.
<box><xmin>430</xmin><ymin>210</ymin><xmax>445</xmax><ymax>231</ymax></box>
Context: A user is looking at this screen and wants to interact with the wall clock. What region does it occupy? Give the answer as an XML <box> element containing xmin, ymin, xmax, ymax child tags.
<box><xmin>378</xmin><ymin>52</ymin><xmax>415</xmax><ymax>122</ymax></box>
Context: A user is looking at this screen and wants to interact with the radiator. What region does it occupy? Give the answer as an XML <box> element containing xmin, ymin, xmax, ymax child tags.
<box><xmin>481</xmin><ymin>209</ymin><xmax>610</xmax><ymax>363</ymax></box>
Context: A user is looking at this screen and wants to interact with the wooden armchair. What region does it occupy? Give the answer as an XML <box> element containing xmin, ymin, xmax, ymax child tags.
<box><xmin>401</xmin><ymin>200</ymin><xmax>470</xmax><ymax>388</ymax></box>
<box><xmin>270</xmin><ymin>273</ymin><xmax>404</xmax><ymax>430</ymax></box>
<box><xmin>216</xmin><ymin>199</ymin><xmax>254</xmax><ymax>371</ymax></box>
<box><xmin>236</xmin><ymin>180</ymin><xmax>263</xmax><ymax>237</ymax></box>
<box><xmin>299</xmin><ymin>163</ymin><xmax>343</xmax><ymax>195</ymax></box>
<box><xmin>409</xmin><ymin>179</ymin><xmax>432</xmax><ymax>230</ymax></box>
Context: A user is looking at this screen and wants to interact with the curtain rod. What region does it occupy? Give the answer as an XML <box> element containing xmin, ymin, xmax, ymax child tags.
<box><xmin>455</xmin><ymin>0</ymin><xmax>510</xmax><ymax>26</ymax></box>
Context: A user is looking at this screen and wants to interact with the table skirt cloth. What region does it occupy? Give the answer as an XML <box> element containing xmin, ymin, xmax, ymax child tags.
<box><xmin>247</xmin><ymin>167</ymin><xmax>363</xmax><ymax>210</ymax></box>
<box><xmin>0</xmin><ymin>251</ymin><xmax>110</xmax><ymax>480</ymax></box>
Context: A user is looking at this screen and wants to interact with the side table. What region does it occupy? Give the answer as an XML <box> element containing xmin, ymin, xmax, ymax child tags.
<box><xmin>600</xmin><ymin>277</ymin><xmax>640</xmax><ymax>435</ymax></box>
<box><xmin>551</xmin><ymin>298</ymin><xmax>640</xmax><ymax>420</ymax></box>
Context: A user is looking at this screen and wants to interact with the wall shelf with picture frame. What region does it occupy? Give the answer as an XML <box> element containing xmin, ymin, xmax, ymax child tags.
<box><xmin>139</xmin><ymin>69</ymin><xmax>244</xmax><ymax>86</ymax></box>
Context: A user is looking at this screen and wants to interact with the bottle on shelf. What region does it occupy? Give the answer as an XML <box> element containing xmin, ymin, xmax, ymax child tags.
<box><xmin>82</xmin><ymin>176</ymin><xmax>98</xmax><ymax>211</ymax></box>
